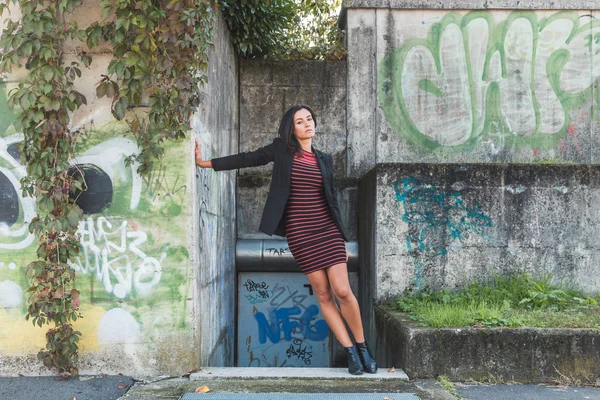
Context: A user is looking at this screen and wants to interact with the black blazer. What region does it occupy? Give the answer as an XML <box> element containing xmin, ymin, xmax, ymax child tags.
<box><xmin>211</xmin><ymin>138</ymin><xmax>349</xmax><ymax>241</ymax></box>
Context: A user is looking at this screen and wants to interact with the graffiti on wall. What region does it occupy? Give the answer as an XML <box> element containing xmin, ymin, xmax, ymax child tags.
<box><xmin>394</xmin><ymin>177</ymin><xmax>493</xmax><ymax>256</ymax></box>
<box><xmin>71</xmin><ymin>216</ymin><xmax>166</xmax><ymax>299</ymax></box>
<box><xmin>0</xmin><ymin>75</ymin><xmax>192</xmax><ymax>355</ymax></box>
<box><xmin>238</xmin><ymin>273</ymin><xmax>330</xmax><ymax>367</ymax></box>
<box><xmin>0</xmin><ymin>134</ymin><xmax>36</xmax><ymax>251</ymax></box>
<box><xmin>379</xmin><ymin>11</ymin><xmax>599</xmax><ymax>157</ymax></box>
<box><xmin>394</xmin><ymin>177</ymin><xmax>493</xmax><ymax>288</ymax></box>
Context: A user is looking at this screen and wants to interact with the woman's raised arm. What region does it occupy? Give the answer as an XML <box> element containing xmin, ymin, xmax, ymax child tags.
<box><xmin>195</xmin><ymin>138</ymin><xmax>278</xmax><ymax>171</ymax></box>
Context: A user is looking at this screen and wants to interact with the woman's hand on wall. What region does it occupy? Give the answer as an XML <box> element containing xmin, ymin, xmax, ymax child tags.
<box><xmin>195</xmin><ymin>139</ymin><xmax>213</xmax><ymax>169</ymax></box>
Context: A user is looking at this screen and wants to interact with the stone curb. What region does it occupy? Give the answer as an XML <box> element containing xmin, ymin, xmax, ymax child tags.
<box><xmin>375</xmin><ymin>306</ymin><xmax>600</xmax><ymax>383</ymax></box>
<box><xmin>189</xmin><ymin>367</ymin><xmax>409</xmax><ymax>381</ymax></box>
<box><xmin>117</xmin><ymin>376</ymin><xmax>455</xmax><ymax>400</ymax></box>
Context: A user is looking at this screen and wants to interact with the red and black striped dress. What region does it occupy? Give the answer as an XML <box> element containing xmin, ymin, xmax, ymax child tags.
<box><xmin>284</xmin><ymin>149</ymin><xmax>347</xmax><ymax>275</ymax></box>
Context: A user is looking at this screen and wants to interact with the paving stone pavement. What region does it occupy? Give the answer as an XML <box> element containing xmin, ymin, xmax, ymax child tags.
<box><xmin>1</xmin><ymin>370</ymin><xmax>599</xmax><ymax>400</ymax></box>
<box><xmin>456</xmin><ymin>382</ymin><xmax>600</xmax><ymax>400</ymax></box>
<box><xmin>0</xmin><ymin>375</ymin><xmax>134</xmax><ymax>400</ymax></box>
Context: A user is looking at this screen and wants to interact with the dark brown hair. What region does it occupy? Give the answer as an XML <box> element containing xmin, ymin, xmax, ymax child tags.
<box><xmin>278</xmin><ymin>104</ymin><xmax>317</xmax><ymax>156</ymax></box>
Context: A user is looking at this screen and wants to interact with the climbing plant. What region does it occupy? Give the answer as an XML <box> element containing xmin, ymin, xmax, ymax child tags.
<box><xmin>0</xmin><ymin>0</ymin><xmax>217</xmax><ymax>376</ymax></box>
<box><xmin>0</xmin><ymin>0</ymin><xmax>87</xmax><ymax>376</ymax></box>
<box><xmin>87</xmin><ymin>0</ymin><xmax>216</xmax><ymax>174</ymax></box>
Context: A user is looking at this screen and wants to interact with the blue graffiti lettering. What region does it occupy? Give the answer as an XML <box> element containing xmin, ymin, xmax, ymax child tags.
<box><xmin>245</xmin><ymin>289</ymin><xmax>274</xmax><ymax>305</ymax></box>
<box><xmin>255</xmin><ymin>308</ymin><xmax>281</xmax><ymax>344</ymax></box>
<box><xmin>300</xmin><ymin>305</ymin><xmax>329</xmax><ymax>341</ymax></box>
<box><xmin>278</xmin><ymin>307</ymin><xmax>301</xmax><ymax>342</ymax></box>
<box><xmin>254</xmin><ymin>305</ymin><xmax>330</xmax><ymax>344</ymax></box>
<box><xmin>394</xmin><ymin>177</ymin><xmax>493</xmax><ymax>257</ymax></box>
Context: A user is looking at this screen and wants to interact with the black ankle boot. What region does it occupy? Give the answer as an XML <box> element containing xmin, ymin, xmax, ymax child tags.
<box><xmin>356</xmin><ymin>341</ymin><xmax>377</xmax><ymax>373</ymax></box>
<box><xmin>345</xmin><ymin>345</ymin><xmax>364</xmax><ymax>375</ymax></box>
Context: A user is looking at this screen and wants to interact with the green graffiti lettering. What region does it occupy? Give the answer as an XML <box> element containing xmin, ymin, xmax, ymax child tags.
<box><xmin>379</xmin><ymin>10</ymin><xmax>600</xmax><ymax>157</ymax></box>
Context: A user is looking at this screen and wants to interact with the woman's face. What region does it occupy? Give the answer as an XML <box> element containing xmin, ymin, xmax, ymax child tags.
<box><xmin>292</xmin><ymin>108</ymin><xmax>315</xmax><ymax>141</ymax></box>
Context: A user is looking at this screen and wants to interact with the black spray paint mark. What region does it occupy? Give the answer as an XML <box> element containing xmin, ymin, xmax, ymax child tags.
<box><xmin>286</xmin><ymin>338</ymin><xmax>313</xmax><ymax>365</ymax></box>
<box><xmin>243</xmin><ymin>279</ymin><xmax>269</xmax><ymax>292</ymax></box>
<box><xmin>0</xmin><ymin>172</ymin><xmax>18</xmax><ymax>226</ymax></box>
<box><xmin>68</xmin><ymin>164</ymin><xmax>113</xmax><ymax>214</ymax></box>
<box><xmin>7</xmin><ymin>143</ymin><xmax>21</xmax><ymax>163</ymax></box>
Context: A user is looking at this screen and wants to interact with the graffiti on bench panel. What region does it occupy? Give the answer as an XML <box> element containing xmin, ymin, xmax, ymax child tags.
<box><xmin>237</xmin><ymin>273</ymin><xmax>330</xmax><ymax>367</ymax></box>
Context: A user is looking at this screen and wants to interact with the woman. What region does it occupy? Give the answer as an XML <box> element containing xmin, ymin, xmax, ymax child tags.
<box><xmin>194</xmin><ymin>104</ymin><xmax>376</xmax><ymax>375</ymax></box>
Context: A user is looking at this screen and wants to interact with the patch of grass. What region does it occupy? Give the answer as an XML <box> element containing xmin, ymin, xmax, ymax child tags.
<box><xmin>394</xmin><ymin>273</ymin><xmax>600</xmax><ymax>328</ymax></box>
<box><xmin>437</xmin><ymin>375</ymin><xmax>463</xmax><ymax>399</ymax></box>
<box><xmin>465</xmin><ymin>373</ymin><xmax>518</xmax><ymax>385</ymax></box>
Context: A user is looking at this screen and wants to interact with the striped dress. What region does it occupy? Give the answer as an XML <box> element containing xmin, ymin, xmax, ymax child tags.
<box><xmin>284</xmin><ymin>149</ymin><xmax>347</xmax><ymax>275</ymax></box>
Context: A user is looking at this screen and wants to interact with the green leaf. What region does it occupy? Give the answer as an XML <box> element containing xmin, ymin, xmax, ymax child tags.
<box><xmin>115</xmin><ymin>18</ymin><xmax>130</xmax><ymax>31</ymax></box>
<box><xmin>50</xmin><ymin>100</ymin><xmax>61</xmax><ymax>111</ymax></box>
<box><xmin>32</xmin><ymin>110</ymin><xmax>44</xmax><ymax>122</ymax></box>
<box><xmin>19</xmin><ymin>93</ymin><xmax>29</xmax><ymax>109</ymax></box>
<box><xmin>81</xmin><ymin>54</ymin><xmax>92</xmax><ymax>67</ymax></box>
<box><xmin>105</xmin><ymin>81</ymin><xmax>115</xmax><ymax>97</ymax></box>
<box><xmin>115</xmin><ymin>30</ymin><xmax>125</xmax><ymax>43</ymax></box>
<box><xmin>77</xmin><ymin>29</ymin><xmax>87</xmax><ymax>42</ymax></box>
<box><xmin>113</xmin><ymin>99</ymin><xmax>126</xmax><ymax>119</ymax></box>
<box><xmin>123</xmin><ymin>51</ymin><xmax>140</xmax><ymax>66</ymax></box>
<box><xmin>67</xmin><ymin>207</ymin><xmax>81</xmax><ymax>227</ymax></box>
<box><xmin>43</xmin><ymin>68</ymin><xmax>54</xmax><ymax>81</ymax></box>
<box><xmin>33</xmin><ymin>23</ymin><xmax>44</xmax><ymax>38</ymax></box>
<box><xmin>96</xmin><ymin>82</ymin><xmax>107</xmax><ymax>98</ymax></box>
<box><xmin>22</xmin><ymin>41</ymin><xmax>33</xmax><ymax>57</ymax></box>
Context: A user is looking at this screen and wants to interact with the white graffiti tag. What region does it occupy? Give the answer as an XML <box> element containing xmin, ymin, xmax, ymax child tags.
<box><xmin>70</xmin><ymin>217</ymin><xmax>165</xmax><ymax>299</ymax></box>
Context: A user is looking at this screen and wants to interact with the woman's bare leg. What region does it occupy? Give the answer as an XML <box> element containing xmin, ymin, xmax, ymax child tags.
<box><xmin>305</xmin><ymin>269</ymin><xmax>353</xmax><ymax>348</ymax></box>
<box><xmin>326</xmin><ymin>263</ymin><xmax>365</xmax><ymax>343</ymax></box>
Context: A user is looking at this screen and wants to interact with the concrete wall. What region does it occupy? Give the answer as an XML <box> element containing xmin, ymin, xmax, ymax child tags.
<box><xmin>361</xmin><ymin>163</ymin><xmax>600</xmax><ymax>297</ymax></box>
<box><xmin>344</xmin><ymin>3</ymin><xmax>600</xmax><ymax>176</ymax></box>
<box><xmin>193</xmin><ymin>10</ymin><xmax>239</xmax><ymax>368</ymax></box>
<box><xmin>343</xmin><ymin>0</ymin><xmax>600</xmax><ymax>342</ymax></box>
<box><xmin>359</xmin><ymin>163</ymin><xmax>600</xmax><ymax>342</ymax></box>
<box><xmin>0</xmin><ymin>2</ymin><xmax>237</xmax><ymax>375</ymax></box>
<box><xmin>238</xmin><ymin>60</ymin><xmax>355</xmax><ymax>240</ymax></box>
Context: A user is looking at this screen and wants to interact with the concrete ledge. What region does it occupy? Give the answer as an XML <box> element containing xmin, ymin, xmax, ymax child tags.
<box><xmin>339</xmin><ymin>0</ymin><xmax>599</xmax><ymax>28</ymax></box>
<box><xmin>190</xmin><ymin>367</ymin><xmax>409</xmax><ymax>381</ymax></box>
<box><xmin>342</xmin><ymin>0</ymin><xmax>599</xmax><ymax>9</ymax></box>
<box><xmin>375</xmin><ymin>306</ymin><xmax>600</xmax><ymax>383</ymax></box>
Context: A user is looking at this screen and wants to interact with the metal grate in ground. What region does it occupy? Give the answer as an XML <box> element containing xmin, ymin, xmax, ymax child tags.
<box><xmin>180</xmin><ymin>394</ymin><xmax>420</xmax><ymax>400</ymax></box>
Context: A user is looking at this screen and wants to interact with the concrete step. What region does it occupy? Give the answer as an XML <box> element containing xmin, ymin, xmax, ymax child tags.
<box><xmin>181</xmin><ymin>394</ymin><xmax>420</xmax><ymax>400</ymax></box>
<box><xmin>189</xmin><ymin>367</ymin><xmax>409</xmax><ymax>381</ymax></box>
<box><xmin>119</xmin><ymin>372</ymin><xmax>456</xmax><ymax>400</ymax></box>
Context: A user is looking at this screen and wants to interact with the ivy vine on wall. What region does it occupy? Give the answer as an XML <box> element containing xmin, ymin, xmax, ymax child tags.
<box><xmin>0</xmin><ymin>0</ymin><xmax>217</xmax><ymax>376</ymax></box>
<box><xmin>0</xmin><ymin>0</ymin><xmax>87</xmax><ymax>376</ymax></box>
